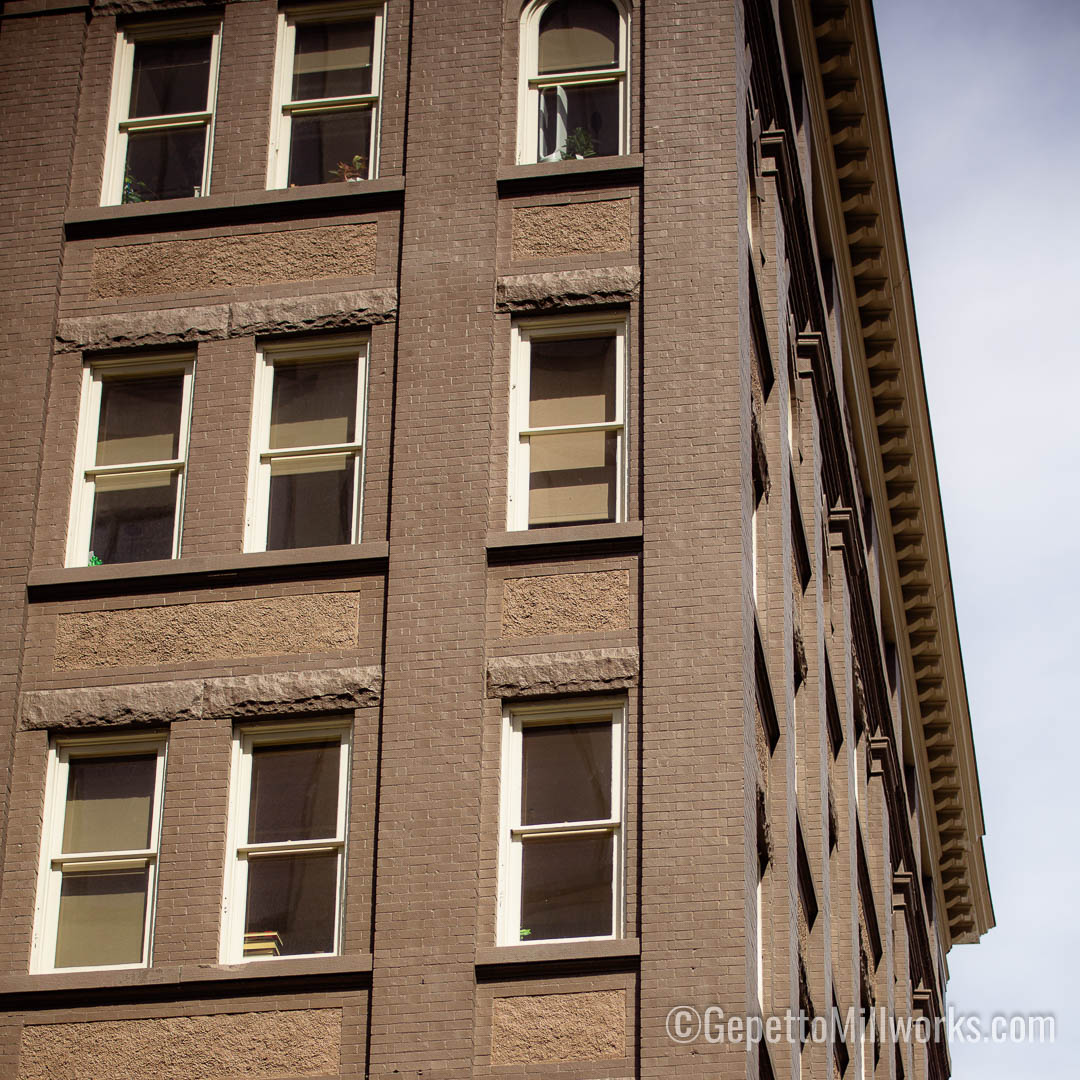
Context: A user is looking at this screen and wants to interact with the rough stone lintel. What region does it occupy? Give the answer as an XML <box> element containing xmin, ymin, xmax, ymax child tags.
<box><xmin>19</xmin><ymin>665</ymin><xmax>382</xmax><ymax>731</ymax></box>
<box><xmin>229</xmin><ymin>287</ymin><xmax>399</xmax><ymax>337</ymax></box>
<box><xmin>55</xmin><ymin>306</ymin><xmax>230</xmax><ymax>353</ymax></box>
<box><xmin>486</xmin><ymin>647</ymin><xmax>638</xmax><ymax>699</ymax></box>
<box><xmin>495</xmin><ymin>266</ymin><xmax>640</xmax><ymax>313</ymax></box>
<box><xmin>56</xmin><ymin>288</ymin><xmax>398</xmax><ymax>353</ymax></box>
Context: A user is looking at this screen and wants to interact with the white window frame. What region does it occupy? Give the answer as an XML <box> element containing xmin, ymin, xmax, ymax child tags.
<box><xmin>517</xmin><ymin>0</ymin><xmax>630</xmax><ymax>165</ymax></box>
<box><xmin>244</xmin><ymin>336</ymin><xmax>369</xmax><ymax>552</ymax></box>
<box><xmin>497</xmin><ymin>697</ymin><xmax>625</xmax><ymax>947</ymax></box>
<box><xmin>101</xmin><ymin>18</ymin><xmax>223</xmax><ymax>206</ymax></box>
<box><xmin>66</xmin><ymin>354</ymin><xmax>196</xmax><ymax>568</ymax></box>
<box><xmin>266</xmin><ymin>2</ymin><xmax>387</xmax><ymax>190</ymax></box>
<box><xmin>31</xmin><ymin>733</ymin><xmax>168</xmax><ymax>974</ymax></box>
<box><xmin>220</xmin><ymin>720</ymin><xmax>352</xmax><ymax>964</ymax></box>
<box><xmin>508</xmin><ymin>313</ymin><xmax>627</xmax><ymax>531</ymax></box>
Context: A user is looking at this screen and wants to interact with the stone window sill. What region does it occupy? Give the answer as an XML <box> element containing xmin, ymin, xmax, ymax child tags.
<box><xmin>475</xmin><ymin>938</ymin><xmax>640</xmax><ymax>980</ymax></box>
<box><xmin>64</xmin><ymin>176</ymin><xmax>406</xmax><ymax>239</ymax></box>
<box><xmin>27</xmin><ymin>541</ymin><xmax>390</xmax><ymax>602</ymax></box>
<box><xmin>486</xmin><ymin>521</ymin><xmax>643</xmax><ymax>564</ymax></box>
<box><xmin>0</xmin><ymin>953</ymin><xmax>373</xmax><ymax>1009</ymax></box>
<box><xmin>496</xmin><ymin>154</ymin><xmax>644</xmax><ymax>195</ymax></box>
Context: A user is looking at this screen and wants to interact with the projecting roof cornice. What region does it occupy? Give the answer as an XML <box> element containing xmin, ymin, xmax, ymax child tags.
<box><xmin>799</xmin><ymin>0</ymin><xmax>993</xmax><ymax>946</ymax></box>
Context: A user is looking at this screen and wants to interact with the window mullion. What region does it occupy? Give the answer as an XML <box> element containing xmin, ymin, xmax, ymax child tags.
<box><xmin>119</xmin><ymin>112</ymin><xmax>212</xmax><ymax>132</ymax></box>
<box><xmin>260</xmin><ymin>442</ymin><xmax>363</xmax><ymax>461</ymax></box>
<box><xmin>529</xmin><ymin>69</ymin><xmax>625</xmax><ymax>89</ymax></box>
<box><xmin>285</xmin><ymin>94</ymin><xmax>378</xmax><ymax>112</ymax></box>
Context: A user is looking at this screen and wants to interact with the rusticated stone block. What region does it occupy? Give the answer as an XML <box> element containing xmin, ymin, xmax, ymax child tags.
<box><xmin>90</xmin><ymin>222</ymin><xmax>377</xmax><ymax>299</ymax></box>
<box><xmin>55</xmin><ymin>306</ymin><xmax>229</xmax><ymax>353</ymax></box>
<box><xmin>201</xmin><ymin>665</ymin><xmax>381</xmax><ymax>718</ymax></box>
<box><xmin>491</xmin><ymin>990</ymin><xmax>625</xmax><ymax>1065</ymax></box>
<box><xmin>229</xmin><ymin>288</ymin><xmax>398</xmax><ymax>337</ymax></box>
<box><xmin>20</xmin><ymin>679</ymin><xmax>202</xmax><ymax>730</ymax></box>
<box><xmin>486</xmin><ymin>647</ymin><xmax>638</xmax><ymax>698</ymax></box>
<box><xmin>512</xmin><ymin>199</ymin><xmax>631</xmax><ymax>260</ymax></box>
<box><xmin>495</xmin><ymin>266</ymin><xmax>639</xmax><ymax>312</ymax></box>
<box><xmin>502</xmin><ymin>570</ymin><xmax>630</xmax><ymax>638</ymax></box>
<box><xmin>19</xmin><ymin>665</ymin><xmax>382</xmax><ymax>730</ymax></box>
<box><xmin>53</xmin><ymin>592</ymin><xmax>360</xmax><ymax>671</ymax></box>
<box><xmin>18</xmin><ymin>1007</ymin><xmax>341</xmax><ymax>1080</ymax></box>
<box><xmin>56</xmin><ymin>289</ymin><xmax>397</xmax><ymax>354</ymax></box>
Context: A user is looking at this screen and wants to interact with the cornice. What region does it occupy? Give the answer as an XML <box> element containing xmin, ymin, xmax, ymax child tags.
<box><xmin>796</xmin><ymin>0</ymin><xmax>993</xmax><ymax>945</ymax></box>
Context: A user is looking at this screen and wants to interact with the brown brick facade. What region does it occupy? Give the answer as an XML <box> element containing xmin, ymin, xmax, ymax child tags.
<box><xmin>0</xmin><ymin>1</ymin><xmax>990</xmax><ymax>1078</ymax></box>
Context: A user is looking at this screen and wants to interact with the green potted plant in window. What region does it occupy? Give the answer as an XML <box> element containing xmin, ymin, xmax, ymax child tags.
<box><xmin>562</xmin><ymin>127</ymin><xmax>596</xmax><ymax>160</ymax></box>
<box><xmin>331</xmin><ymin>153</ymin><xmax>369</xmax><ymax>182</ymax></box>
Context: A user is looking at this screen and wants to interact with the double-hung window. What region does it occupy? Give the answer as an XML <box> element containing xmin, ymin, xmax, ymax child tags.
<box><xmin>221</xmin><ymin>723</ymin><xmax>351</xmax><ymax>962</ymax></box>
<box><xmin>68</xmin><ymin>357</ymin><xmax>195</xmax><ymax>567</ymax></box>
<box><xmin>102</xmin><ymin>21</ymin><xmax>222</xmax><ymax>204</ymax></box>
<box><xmin>246</xmin><ymin>338</ymin><xmax>367</xmax><ymax>552</ymax></box>
<box><xmin>519</xmin><ymin>0</ymin><xmax>629</xmax><ymax>163</ymax></box>
<box><xmin>268</xmin><ymin>4</ymin><xmax>385</xmax><ymax>188</ymax></box>
<box><xmin>32</xmin><ymin>736</ymin><xmax>168</xmax><ymax>973</ymax></box>
<box><xmin>498</xmin><ymin>700</ymin><xmax>624</xmax><ymax>945</ymax></box>
<box><xmin>509</xmin><ymin>315</ymin><xmax>626</xmax><ymax>530</ymax></box>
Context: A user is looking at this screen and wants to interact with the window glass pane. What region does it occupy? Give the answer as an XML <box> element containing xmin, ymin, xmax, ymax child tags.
<box><xmin>288</xmin><ymin>108</ymin><xmax>373</xmax><ymax>186</ymax></box>
<box><xmin>522</xmin><ymin>721</ymin><xmax>611</xmax><ymax>825</ymax></box>
<box><xmin>55</xmin><ymin>868</ymin><xmax>149</xmax><ymax>968</ymax></box>
<box><xmin>248</xmin><ymin>740</ymin><xmax>341</xmax><ymax>844</ymax></box>
<box><xmin>269</xmin><ymin>359</ymin><xmax>357</xmax><ymax>450</ymax></box>
<box><xmin>244</xmin><ymin>852</ymin><xmax>338</xmax><ymax>956</ymax></box>
<box><xmin>538</xmin><ymin>83</ymin><xmax>620</xmax><ymax>160</ymax></box>
<box><xmin>266</xmin><ymin>453</ymin><xmax>355</xmax><ymax>550</ymax></box>
<box><xmin>129</xmin><ymin>38</ymin><xmax>211</xmax><ymax>117</ymax></box>
<box><xmin>96</xmin><ymin>375</ymin><xmax>183</xmax><ymax>466</ymax></box>
<box><xmin>90</xmin><ymin>470</ymin><xmax>178</xmax><ymax>564</ymax></box>
<box><xmin>528</xmin><ymin>429</ymin><xmax>617</xmax><ymax>526</ymax></box>
<box><xmin>123</xmin><ymin>126</ymin><xmax>207</xmax><ymax>202</ymax></box>
<box><xmin>529</xmin><ymin>336</ymin><xmax>616</xmax><ymax>428</ymax></box>
<box><xmin>538</xmin><ymin>0</ymin><xmax>619</xmax><ymax>73</ymax></box>
<box><xmin>63</xmin><ymin>754</ymin><xmax>157</xmax><ymax>853</ymax></box>
<box><xmin>292</xmin><ymin>19</ymin><xmax>374</xmax><ymax>99</ymax></box>
<box><xmin>521</xmin><ymin>832</ymin><xmax>613</xmax><ymax>940</ymax></box>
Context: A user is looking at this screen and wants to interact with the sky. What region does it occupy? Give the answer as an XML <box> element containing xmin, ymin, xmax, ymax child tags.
<box><xmin>872</xmin><ymin>0</ymin><xmax>1080</xmax><ymax>1074</ymax></box>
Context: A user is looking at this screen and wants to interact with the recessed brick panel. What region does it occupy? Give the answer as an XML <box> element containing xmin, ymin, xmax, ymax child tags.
<box><xmin>511</xmin><ymin>199</ymin><xmax>631</xmax><ymax>260</ymax></box>
<box><xmin>491</xmin><ymin>990</ymin><xmax>626</xmax><ymax>1065</ymax></box>
<box><xmin>18</xmin><ymin>1008</ymin><xmax>341</xmax><ymax>1080</ymax></box>
<box><xmin>90</xmin><ymin>223</ymin><xmax>377</xmax><ymax>299</ymax></box>
<box><xmin>502</xmin><ymin>570</ymin><xmax>630</xmax><ymax>638</ymax></box>
<box><xmin>53</xmin><ymin>592</ymin><xmax>360</xmax><ymax>671</ymax></box>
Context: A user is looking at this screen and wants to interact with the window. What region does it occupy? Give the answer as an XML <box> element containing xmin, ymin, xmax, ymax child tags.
<box><xmin>102</xmin><ymin>20</ymin><xmax>222</xmax><ymax>205</ymax></box>
<box><xmin>518</xmin><ymin>0</ymin><xmax>629</xmax><ymax>164</ymax></box>
<box><xmin>245</xmin><ymin>338</ymin><xmax>368</xmax><ymax>552</ymax></box>
<box><xmin>32</xmin><ymin>735</ymin><xmax>167</xmax><ymax>973</ymax></box>
<box><xmin>509</xmin><ymin>315</ymin><xmax>627</xmax><ymax>530</ymax></box>
<box><xmin>221</xmin><ymin>722</ymin><xmax>351</xmax><ymax>962</ymax></box>
<box><xmin>67</xmin><ymin>356</ymin><xmax>195</xmax><ymax>567</ymax></box>
<box><xmin>498</xmin><ymin>699</ymin><xmax>624</xmax><ymax>945</ymax></box>
<box><xmin>267</xmin><ymin>4</ymin><xmax>385</xmax><ymax>188</ymax></box>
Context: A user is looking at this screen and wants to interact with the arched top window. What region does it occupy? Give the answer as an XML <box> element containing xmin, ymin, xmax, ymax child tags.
<box><xmin>519</xmin><ymin>0</ymin><xmax>629</xmax><ymax>163</ymax></box>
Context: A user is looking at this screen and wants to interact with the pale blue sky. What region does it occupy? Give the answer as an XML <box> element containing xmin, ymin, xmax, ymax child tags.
<box><xmin>874</xmin><ymin>0</ymin><xmax>1080</xmax><ymax>1073</ymax></box>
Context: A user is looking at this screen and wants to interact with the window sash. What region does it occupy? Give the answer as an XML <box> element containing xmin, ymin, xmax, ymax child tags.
<box><xmin>32</xmin><ymin>736</ymin><xmax>167</xmax><ymax>974</ymax></box>
<box><xmin>67</xmin><ymin>357</ymin><xmax>195</xmax><ymax>568</ymax></box>
<box><xmin>220</xmin><ymin>723</ymin><xmax>351</xmax><ymax>963</ymax></box>
<box><xmin>101</xmin><ymin>24</ymin><xmax>221</xmax><ymax>205</ymax></box>
<box><xmin>245</xmin><ymin>340</ymin><xmax>368</xmax><ymax>552</ymax></box>
<box><xmin>498</xmin><ymin>700</ymin><xmax>625</xmax><ymax>946</ymax></box>
<box><xmin>267</xmin><ymin>5</ymin><xmax>386</xmax><ymax>189</ymax></box>
<box><xmin>518</xmin><ymin>0</ymin><xmax>629</xmax><ymax>164</ymax></box>
<box><xmin>508</xmin><ymin>318</ymin><xmax>627</xmax><ymax>531</ymax></box>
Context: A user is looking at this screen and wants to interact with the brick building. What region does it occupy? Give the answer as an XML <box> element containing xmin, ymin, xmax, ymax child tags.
<box><xmin>0</xmin><ymin>0</ymin><xmax>992</xmax><ymax>1078</ymax></box>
